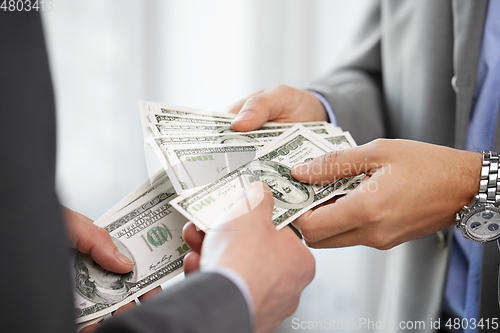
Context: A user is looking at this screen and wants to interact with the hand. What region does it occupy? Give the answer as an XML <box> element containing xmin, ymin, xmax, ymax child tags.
<box><xmin>183</xmin><ymin>182</ymin><xmax>315</xmax><ymax>333</ymax></box>
<box><xmin>228</xmin><ymin>85</ymin><xmax>328</xmax><ymax>132</ymax></box>
<box><xmin>63</xmin><ymin>207</ymin><xmax>134</xmax><ymax>273</ymax></box>
<box><xmin>64</xmin><ymin>207</ymin><xmax>161</xmax><ymax>333</ymax></box>
<box><xmin>290</xmin><ymin>139</ymin><xmax>481</xmax><ymax>249</ymax></box>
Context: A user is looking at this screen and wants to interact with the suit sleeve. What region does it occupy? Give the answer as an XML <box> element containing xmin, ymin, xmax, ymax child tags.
<box><xmin>96</xmin><ymin>272</ymin><xmax>253</xmax><ymax>333</ymax></box>
<box><xmin>308</xmin><ymin>0</ymin><xmax>386</xmax><ymax>144</ymax></box>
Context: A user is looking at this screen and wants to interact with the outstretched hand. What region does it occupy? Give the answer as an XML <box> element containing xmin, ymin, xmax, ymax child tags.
<box><xmin>63</xmin><ymin>207</ymin><xmax>134</xmax><ymax>273</ymax></box>
<box><xmin>64</xmin><ymin>207</ymin><xmax>162</xmax><ymax>333</ymax></box>
<box><xmin>183</xmin><ymin>182</ymin><xmax>315</xmax><ymax>333</ymax></box>
<box><xmin>228</xmin><ymin>85</ymin><xmax>328</xmax><ymax>132</ymax></box>
<box><xmin>290</xmin><ymin>139</ymin><xmax>481</xmax><ymax>249</ymax></box>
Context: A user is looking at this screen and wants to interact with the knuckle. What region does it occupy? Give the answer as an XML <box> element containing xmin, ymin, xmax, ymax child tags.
<box><xmin>357</xmin><ymin>196</ymin><xmax>385</xmax><ymax>225</ymax></box>
<box><xmin>304</xmin><ymin>253</ymin><xmax>316</xmax><ymax>281</ymax></box>
<box><xmin>243</xmin><ymin>94</ymin><xmax>267</xmax><ymax>110</ymax></box>
<box><xmin>95</xmin><ymin>227</ymin><xmax>113</xmax><ymax>244</ymax></box>
<box><xmin>367</xmin><ymin>231</ymin><xmax>391</xmax><ymax>250</ymax></box>
<box><xmin>367</xmin><ymin>138</ymin><xmax>391</xmax><ymax>156</ymax></box>
<box><xmin>287</xmin><ymin>299</ymin><xmax>300</xmax><ymax>317</ymax></box>
<box><xmin>271</xmin><ymin>84</ymin><xmax>292</xmax><ymax>95</ymax></box>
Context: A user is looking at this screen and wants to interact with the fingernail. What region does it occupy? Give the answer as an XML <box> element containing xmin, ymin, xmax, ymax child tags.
<box><xmin>116</xmin><ymin>250</ymin><xmax>134</xmax><ymax>266</ymax></box>
<box><xmin>231</xmin><ymin>110</ymin><xmax>253</xmax><ymax>124</ymax></box>
<box><xmin>293</xmin><ymin>161</ymin><xmax>312</xmax><ymax>173</ymax></box>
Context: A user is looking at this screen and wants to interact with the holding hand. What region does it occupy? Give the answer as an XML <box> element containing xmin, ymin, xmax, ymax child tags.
<box><xmin>64</xmin><ymin>208</ymin><xmax>161</xmax><ymax>333</ymax></box>
<box><xmin>183</xmin><ymin>182</ymin><xmax>316</xmax><ymax>333</ymax></box>
<box><xmin>63</xmin><ymin>207</ymin><xmax>134</xmax><ymax>274</ymax></box>
<box><xmin>290</xmin><ymin>139</ymin><xmax>481</xmax><ymax>249</ymax></box>
<box><xmin>228</xmin><ymin>85</ymin><xmax>328</xmax><ymax>131</ymax></box>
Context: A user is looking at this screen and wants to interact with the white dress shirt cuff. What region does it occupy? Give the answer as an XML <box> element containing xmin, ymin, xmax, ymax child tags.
<box><xmin>310</xmin><ymin>90</ymin><xmax>338</xmax><ymax>126</ymax></box>
<box><xmin>203</xmin><ymin>266</ymin><xmax>254</xmax><ymax>320</ymax></box>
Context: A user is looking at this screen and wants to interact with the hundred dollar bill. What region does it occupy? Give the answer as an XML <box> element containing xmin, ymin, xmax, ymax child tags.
<box><xmin>149</xmin><ymin>126</ymin><xmax>306</xmax><ymax>194</ymax></box>
<box><xmin>148</xmin><ymin>127</ymin><xmax>297</xmax><ymax>194</ymax></box>
<box><xmin>151</xmin><ymin>114</ymin><xmax>328</xmax><ymax>129</ymax></box>
<box><xmin>153</xmin><ymin>107</ymin><xmax>235</xmax><ymax>121</ymax></box>
<box><xmin>73</xmin><ymin>178</ymin><xmax>189</xmax><ymax>323</ymax></box>
<box><xmin>322</xmin><ymin>132</ymin><xmax>356</xmax><ymax>149</ymax></box>
<box><xmin>170</xmin><ymin>126</ymin><xmax>356</xmax><ymax>230</ymax></box>
<box><xmin>150</xmin><ymin>137</ymin><xmax>264</xmax><ymax>194</ymax></box>
<box><xmin>76</xmin><ymin>315</ymin><xmax>106</xmax><ymax>332</ymax></box>
<box><xmin>143</xmin><ymin>101</ymin><xmax>236</xmax><ymax>121</ymax></box>
<box><xmin>166</xmin><ymin>144</ymin><xmax>264</xmax><ymax>189</ymax></box>
<box><xmin>97</xmin><ymin>169</ymin><xmax>169</xmax><ymax>222</ymax></box>
<box><xmin>150</xmin><ymin>122</ymin><xmax>335</xmax><ymax>138</ymax></box>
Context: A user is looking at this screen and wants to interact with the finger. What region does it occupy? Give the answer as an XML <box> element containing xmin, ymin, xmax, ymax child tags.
<box><xmin>80</xmin><ymin>324</ymin><xmax>99</xmax><ymax>333</ymax></box>
<box><xmin>138</xmin><ymin>286</ymin><xmax>162</xmax><ymax>303</ymax></box>
<box><xmin>182</xmin><ymin>222</ymin><xmax>204</xmax><ymax>254</ymax></box>
<box><xmin>291</xmin><ymin>140</ymin><xmax>390</xmax><ymax>184</ymax></box>
<box><xmin>304</xmin><ymin>226</ymin><xmax>397</xmax><ymax>250</ymax></box>
<box><xmin>64</xmin><ymin>207</ymin><xmax>134</xmax><ymax>274</ymax></box>
<box><xmin>184</xmin><ymin>251</ymin><xmax>201</xmax><ymax>275</ymax></box>
<box><xmin>225</xmin><ymin>90</ymin><xmax>263</xmax><ymax>114</ymax></box>
<box><xmin>112</xmin><ymin>301</ymin><xmax>136</xmax><ymax>316</ymax></box>
<box><xmin>304</xmin><ymin>228</ymin><xmax>365</xmax><ymax>249</ymax></box>
<box><xmin>230</xmin><ymin>88</ymin><xmax>285</xmax><ymax>132</ymax></box>
<box><xmin>293</xmin><ymin>187</ymin><xmax>368</xmax><ymax>244</ymax></box>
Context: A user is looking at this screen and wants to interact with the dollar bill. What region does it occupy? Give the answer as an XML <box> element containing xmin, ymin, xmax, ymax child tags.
<box><xmin>148</xmin><ymin>127</ymin><xmax>298</xmax><ymax>194</ymax></box>
<box><xmin>76</xmin><ymin>315</ymin><xmax>106</xmax><ymax>332</ymax></box>
<box><xmin>97</xmin><ymin>169</ymin><xmax>170</xmax><ymax>222</ymax></box>
<box><xmin>143</xmin><ymin>101</ymin><xmax>236</xmax><ymax>121</ymax></box>
<box><xmin>154</xmin><ymin>107</ymin><xmax>236</xmax><ymax>121</ymax></box>
<box><xmin>170</xmin><ymin>126</ymin><xmax>357</xmax><ymax>230</ymax></box>
<box><xmin>166</xmin><ymin>144</ymin><xmax>264</xmax><ymax>189</ymax></box>
<box><xmin>322</xmin><ymin>132</ymin><xmax>356</xmax><ymax>149</ymax></box>
<box><xmin>73</xmin><ymin>177</ymin><xmax>189</xmax><ymax>323</ymax></box>
<box><xmin>151</xmin><ymin>113</ymin><xmax>328</xmax><ymax>129</ymax></box>
<box><xmin>150</xmin><ymin>136</ymin><xmax>265</xmax><ymax>194</ymax></box>
<box><xmin>150</xmin><ymin>122</ymin><xmax>336</xmax><ymax>138</ymax></box>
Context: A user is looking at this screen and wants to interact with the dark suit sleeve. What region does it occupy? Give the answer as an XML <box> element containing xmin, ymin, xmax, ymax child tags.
<box><xmin>0</xmin><ymin>11</ymin><xmax>77</xmax><ymax>333</ymax></box>
<box><xmin>307</xmin><ymin>0</ymin><xmax>386</xmax><ymax>144</ymax></box>
<box><xmin>97</xmin><ymin>272</ymin><xmax>253</xmax><ymax>333</ymax></box>
<box><xmin>0</xmin><ymin>11</ymin><xmax>252</xmax><ymax>333</ymax></box>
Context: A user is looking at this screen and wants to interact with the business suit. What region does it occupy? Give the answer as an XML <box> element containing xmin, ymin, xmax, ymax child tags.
<box><xmin>0</xmin><ymin>11</ymin><xmax>251</xmax><ymax>333</ymax></box>
<box><xmin>309</xmin><ymin>1</ymin><xmax>499</xmax><ymax>332</ymax></box>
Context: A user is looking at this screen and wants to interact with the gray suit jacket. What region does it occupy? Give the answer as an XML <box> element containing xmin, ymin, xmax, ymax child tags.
<box><xmin>0</xmin><ymin>11</ymin><xmax>251</xmax><ymax>333</ymax></box>
<box><xmin>310</xmin><ymin>1</ymin><xmax>499</xmax><ymax>332</ymax></box>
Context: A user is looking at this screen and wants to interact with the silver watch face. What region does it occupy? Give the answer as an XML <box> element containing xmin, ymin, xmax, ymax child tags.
<box><xmin>463</xmin><ymin>205</ymin><xmax>500</xmax><ymax>242</ymax></box>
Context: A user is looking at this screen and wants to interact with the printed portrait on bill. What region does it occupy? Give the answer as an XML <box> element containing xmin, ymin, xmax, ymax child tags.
<box><xmin>242</xmin><ymin>160</ymin><xmax>314</xmax><ymax>209</ymax></box>
<box><xmin>73</xmin><ymin>238</ymin><xmax>137</xmax><ymax>305</ymax></box>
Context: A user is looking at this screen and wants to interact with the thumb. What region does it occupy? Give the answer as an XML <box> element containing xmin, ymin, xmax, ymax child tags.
<box><xmin>63</xmin><ymin>207</ymin><xmax>135</xmax><ymax>274</ymax></box>
<box><xmin>214</xmin><ymin>182</ymin><xmax>275</xmax><ymax>227</ymax></box>
<box><xmin>230</xmin><ymin>90</ymin><xmax>283</xmax><ymax>132</ymax></box>
<box><xmin>291</xmin><ymin>143</ymin><xmax>385</xmax><ymax>184</ymax></box>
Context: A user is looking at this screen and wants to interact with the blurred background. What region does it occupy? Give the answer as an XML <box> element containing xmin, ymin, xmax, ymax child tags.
<box><xmin>42</xmin><ymin>1</ymin><xmax>388</xmax><ymax>331</ymax></box>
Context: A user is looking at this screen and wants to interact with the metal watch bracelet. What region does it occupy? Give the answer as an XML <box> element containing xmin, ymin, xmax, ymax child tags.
<box><xmin>478</xmin><ymin>151</ymin><xmax>500</xmax><ymax>204</ymax></box>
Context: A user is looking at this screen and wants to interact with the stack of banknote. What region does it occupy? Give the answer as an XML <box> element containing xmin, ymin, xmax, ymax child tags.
<box><xmin>139</xmin><ymin>101</ymin><xmax>361</xmax><ymax>230</ymax></box>
<box><xmin>74</xmin><ymin>101</ymin><xmax>361</xmax><ymax>330</ymax></box>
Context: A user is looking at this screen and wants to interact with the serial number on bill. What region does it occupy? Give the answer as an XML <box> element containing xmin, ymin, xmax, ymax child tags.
<box><xmin>1</xmin><ymin>0</ymin><xmax>53</xmax><ymax>11</ymax></box>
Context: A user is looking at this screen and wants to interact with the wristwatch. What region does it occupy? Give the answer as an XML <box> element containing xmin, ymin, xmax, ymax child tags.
<box><xmin>456</xmin><ymin>151</ymin><xmax>500</xmax><ymax>243</ymax></box>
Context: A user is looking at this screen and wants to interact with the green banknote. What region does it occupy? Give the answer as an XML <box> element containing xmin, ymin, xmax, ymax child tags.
<box><xmin>171</xmin><ymin>127</ymin><xmax>357</xmax><ymax>230</ymax></box>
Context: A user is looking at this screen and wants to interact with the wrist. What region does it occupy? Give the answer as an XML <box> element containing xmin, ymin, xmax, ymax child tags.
<box><xmin>308</xmin><ymin>90</ymin><xmax>336</xmax><ymax>125</ymax></box>
<box><xmin>455</xmin><ymin>151</ymin><xmax>500</xmax><ymax>243</ymax></box>
<box><xmin>304</xmin><ymin>90</ymin><xmax>329</xmax><ymax>122</ymax></box>
<box><xmin>458</xmin><ymin>151</ymin><xmax>483</xmax><ymax>209</ymax></box>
